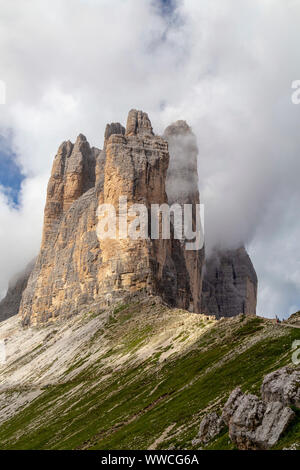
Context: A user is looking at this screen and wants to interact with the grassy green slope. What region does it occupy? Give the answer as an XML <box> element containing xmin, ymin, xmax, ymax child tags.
<box><xmin>0</xmin><ymin>302</ymin><xmax>299</xmax><ymax>450</ymax></box>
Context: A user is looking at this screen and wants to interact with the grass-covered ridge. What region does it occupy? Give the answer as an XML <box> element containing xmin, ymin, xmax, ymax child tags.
<box><xmin>0</xmin><ymin>299</ymin><xmax>299</xmax><ymax>450</ymax></box>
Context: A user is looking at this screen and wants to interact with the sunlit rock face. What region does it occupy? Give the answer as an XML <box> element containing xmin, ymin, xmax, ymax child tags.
<box><xmin>17</xmin><ymin>109</ymin><xmax>257</xmax><ymax>326</ymax></box>
<box><xmin>19</xmin><ymin>110</ymin><xmax>204</xmax><ymax>325</ymax></box>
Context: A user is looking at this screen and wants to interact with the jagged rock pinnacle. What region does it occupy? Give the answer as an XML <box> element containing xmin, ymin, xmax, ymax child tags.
<box><xmin>125</xmin><ymin>109</ymin><xmax>154</xmax><ymax>137</ymax></box>
<box><xmin>164</xmin><ymin>120</ymin><xmax>192</xmax><ymax>136</ymax></box>
<box><xmin>104</xmin><ymin>123</ymin><xmax>125</xmax><ymax>147</ymax></box>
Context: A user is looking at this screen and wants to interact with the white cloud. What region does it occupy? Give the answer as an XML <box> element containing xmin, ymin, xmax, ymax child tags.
<box><xmin>0</xmin><ymin>0</ymin><xmax>299</xmax><ymax>317</ymax></box>
<box><xmin>0</xmin><ymin>176</ymin><xmax>45</xmax><ymax>298</ymax></box>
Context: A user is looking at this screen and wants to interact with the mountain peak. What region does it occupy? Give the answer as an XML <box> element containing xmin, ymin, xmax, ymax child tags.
<box><xmin>125</xmin><ymin>109</ymin><xmax>154</xmax><ymax>137</ymax></box>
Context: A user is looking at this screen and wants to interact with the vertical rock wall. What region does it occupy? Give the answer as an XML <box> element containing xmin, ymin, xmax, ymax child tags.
<box><xmin>164</xmin><ymin>120</ymin><xmax>204</xmax><ymax>312</ymax></box>
<box><xmin>201</xmin><ymin>247</ymin><xmax>257</xmax><ymax>318</ymax></box>
<box><xmin>14</xmin><ymin>109</ymin><xmax>257</xmax><ymax>325</ymax></box>
<box><xmin>19</xmin><ymin>110</ymin><xmax>204</xmax><ymax>325</ymax></box>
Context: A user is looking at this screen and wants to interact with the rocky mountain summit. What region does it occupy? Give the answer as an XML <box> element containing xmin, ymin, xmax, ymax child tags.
<box><xmin>1</xmin><ymin>109</ymin><xmax>257</xmax><ymax>324</ymax></box>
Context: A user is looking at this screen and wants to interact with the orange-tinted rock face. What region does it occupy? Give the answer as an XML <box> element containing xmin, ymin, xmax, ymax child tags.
<box><xmin>42</xmin><ymin>134</ymin><xmax>96</xmax><ymax>246</ymax></box>
<box><xmin>18</xmin><ymin>109</ymin><xmax>256</xmax><ymax>326</ymax></box>
<box><xmin>19</xmin><ymin>110</ymin><xmax>204</xmax><ymax>325</ymax></box>
<box><xmin>95</xmin><ymin>112</ymin><xmax>171</xmax><ymax>299</ymax></box>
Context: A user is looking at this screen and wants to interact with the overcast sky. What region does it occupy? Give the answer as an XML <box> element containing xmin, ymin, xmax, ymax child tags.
<box><xmin>0</xmin><ymin>0</ymin><xmax>300</xmax><ymax>318</ymax></box>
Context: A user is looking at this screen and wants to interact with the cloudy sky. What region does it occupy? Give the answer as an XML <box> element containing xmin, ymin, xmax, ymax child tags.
<box><xmin>0</xmin><ymin>0</ymin><xmax>300</xmax><ymax>318</ymax></box>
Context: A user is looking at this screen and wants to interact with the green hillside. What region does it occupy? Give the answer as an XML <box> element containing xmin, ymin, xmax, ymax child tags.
<box><xmin>0</xmin><ymin>300</ymin><xmax>299</xmax><ymax>450</ymax></box>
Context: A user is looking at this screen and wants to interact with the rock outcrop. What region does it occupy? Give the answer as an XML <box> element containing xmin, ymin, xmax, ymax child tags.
<box><xmin>19</xmin><ymin>110</ymin><xmax>205</xmax><ymax>325</ymax></box>
<box><xmin>42</xmin><ymin>134</ymin><xmax>96</xmax><ymax>246</ymax></box>
<box><xmin>0</xmin><ymin>261</ymin><xmax>34</xmax><ymax>322</ymax></box>
<box><xmin>98</xmin><ymin>110</ymin><xmax>178</xmax><ymax>305</ymax></box>
<box><xmin>201</xmin><ymin>247</ymin><xmax>257</xmax><ymax>318</ymax></box>
<box><xmin>163</xmin><ymin>120</ymin><xmax>204</xmax><ymax>313</ymax></box>
<box><xmin>195</xmin><ymin>412</ymin><xmax>225</xmax><ymax>444</ymax></box>
<box><xmin>261</xmin><ymin>367</ymin><xmax>300</xmax><ymax>409</ymax></box>
<box><xmin>197</xmin><ymin>366</ymin><xmax>299</xmax><ymax>450</ymax></box>
<box><xmin>222</xmin><ymin>387</ymin><xmax>294</xmax><ymax>450</ymax></box>
<box><xmin>0</xmin><ymin>108</ymin><xmax>256</xmax><ymax>325</ymax></box>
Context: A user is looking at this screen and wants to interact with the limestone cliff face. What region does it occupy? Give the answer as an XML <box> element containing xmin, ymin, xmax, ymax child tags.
<box><xmin>42</xmin><ymin>134</ymin><xmax>96</xmax><ymax>245</ymax></box>
<box><xmin>20</xmin><ymin>184</ymin><xmax>102</xmax><ymax>325</ymax></box>
<box><xmin>201</xmin><ymin>247</ymin><xmax>257</xmax><ymax>318</ymax></box>
<box><xmin>20</xmin><ymin>133</ymin><xmax>100</xmax><ymax>325</ymax></box>
<box><xmin>97</xmin><ymin>110</ymin><xmax>174</xmax><ymax>301</ymax></box>
<box><xmin>164</xmin><ymin>121</ymin><xmax>204</xmax><ymax>313</ymax></box>
<box><xmin>19</xmin><ymin>110</ymin><xmax>202</xmax><ymax>325</ymax></box>
<box><xmin>17</xmin><ymin>109</ymin><xmax>257</xmax><ymax>326</ymax></box>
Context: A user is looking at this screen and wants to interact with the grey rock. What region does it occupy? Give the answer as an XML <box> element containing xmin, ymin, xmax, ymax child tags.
<box><xmin>201</xmin><ymin>247</ymin><xmax>257</xmax><ymax>318</ymax></box>
<box><xmin>221</xmin><ymin>387</ymin><xmax>244</xmax><ymax>425</ymax></box>
<box><xmin>197</xmin><ymin>412</ymin><xmax>225</xmax><ymax>443</ymax></box>
<box><xmin>227</xmin><ymin>392</ymin><xmax>266</xmax><ymax>449</ymax></box>
<box><xmin>0</xmin><ymin>260</ymin><xmax>35</xmax><ymax>322</ymax></box>
<box><xmin>255</xmin><ymin>401</ymin><xmax>295</xmax><ymax>449</ymax></box>
<box><xmin>163</xmin><ymin>120</ymin><xmax>204</xmax><ymax>313</ymax></box>
<box><xmin>261</xmin><ymin>367</ymin><xmax>300</xmax><ymax>408</ymax></box>
<box><xmin>163</xmin><ymin>120</ymin><xmax>199</xmax><ymax>205</ymax></box>
<box><xmin>191</xmin><ymin>438</ymin><xmax>202</xmax><ymax>446</ymax></box>
<box><xmin>223</xmin><ymin>388</ymin><xmax>295</xmax><ymax>450</ymax></box>
<box><xmin>197</xmin><ymin>367</ymin><xmax>299</xmax><ymax>449</ymax></box>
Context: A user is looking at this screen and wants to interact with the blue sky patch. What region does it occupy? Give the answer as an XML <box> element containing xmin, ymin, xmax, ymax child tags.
<box><xmin>156</xmin><ymin>0</ymin><xmax>177</xmax><ymax>16</ymax></box>
<box><xmin>0</xmin><ymin>135</ymin><xmax>24</xmax><ymax>206</ymax></box>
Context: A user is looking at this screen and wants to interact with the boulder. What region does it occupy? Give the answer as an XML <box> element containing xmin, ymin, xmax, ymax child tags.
<box><xmin>255</xmin><ymin>401</ymin><xmax>295</xmax><ymax>449</ymax></box>
<box><xmin>198</xmin><ymin>368</ymin><xmax>299</xmax><ymax>450</ymax></box>
<box><xmin>221</xmin><ymin>386</ymin><xmax>244</xmax><ymax>425</ymax></box>
<box><xmin>197</xmin><ymin>412</ymin><xmax>225</xmax><ymax>443</ymax></box>
<box><xmin>222</xmin><ymin>388</ymin><xmax>294</xmax><ymax>450</ymax></box>
<box><xmin>261</xmin><ymin>367</ymin><xmax>300</xmax><ymax>409</ymax></box>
